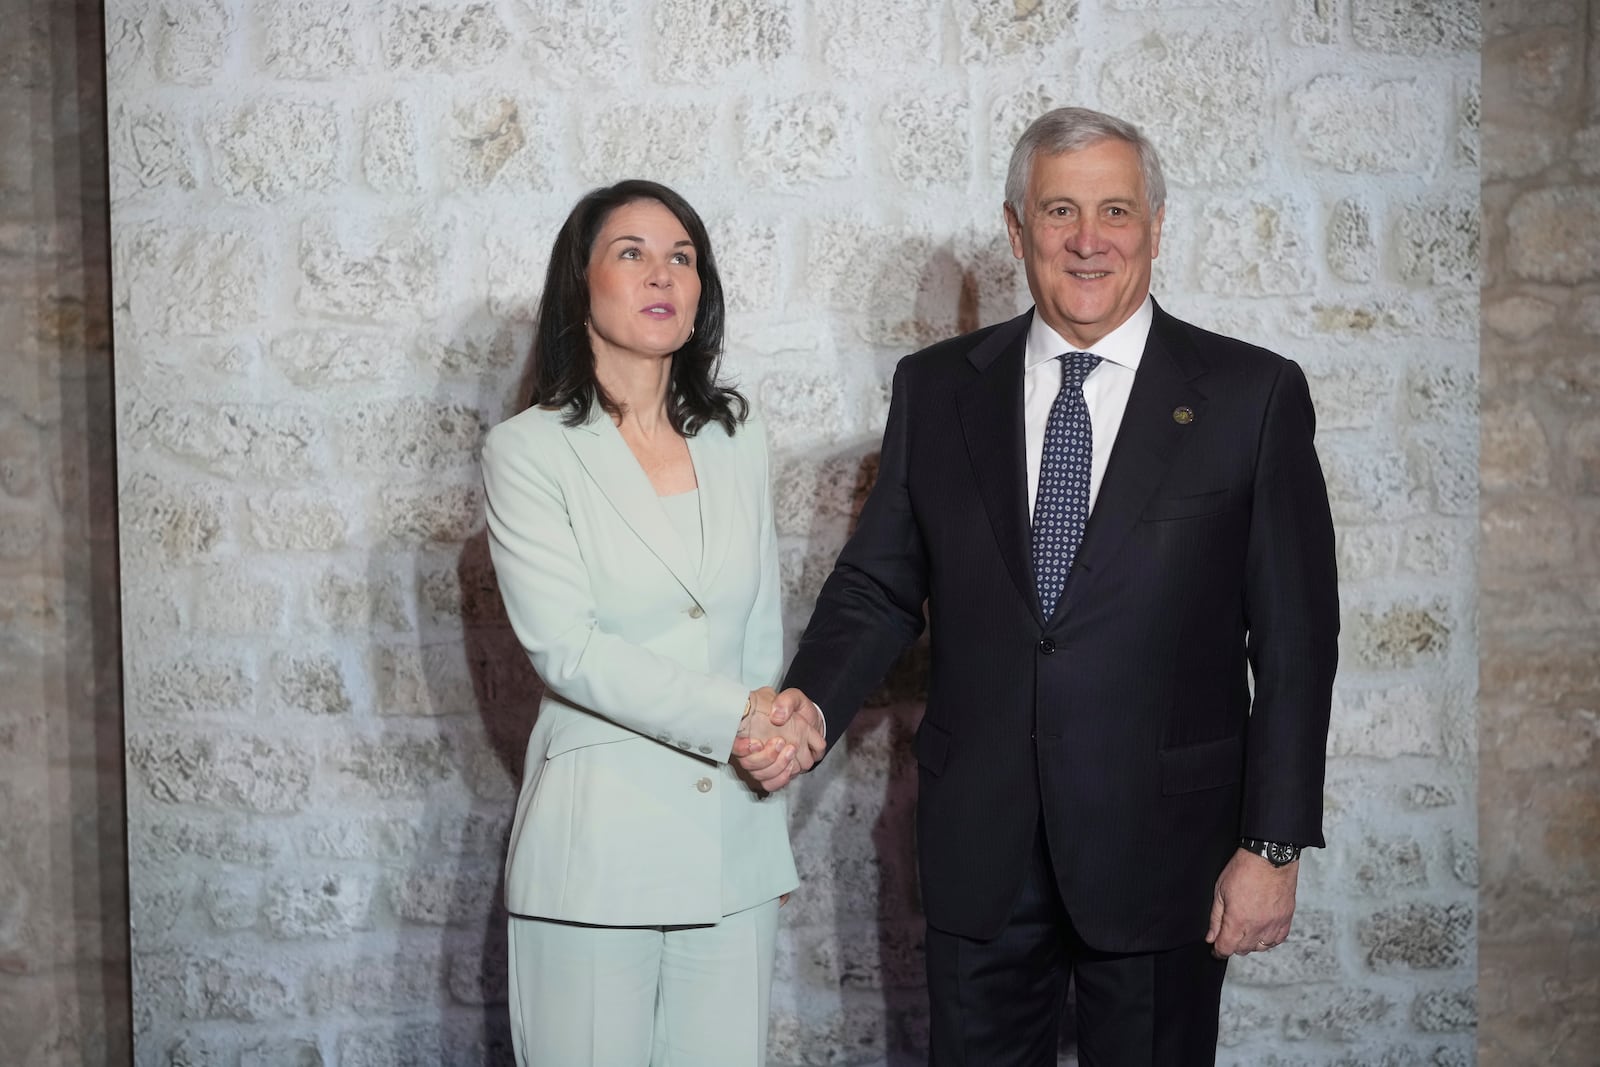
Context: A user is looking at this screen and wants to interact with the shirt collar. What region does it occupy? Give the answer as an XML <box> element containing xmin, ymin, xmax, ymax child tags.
<box><xmin>1024</xmin><ymin>295</ymin><xmax>1154</xmax><ymax>373</ymax></box>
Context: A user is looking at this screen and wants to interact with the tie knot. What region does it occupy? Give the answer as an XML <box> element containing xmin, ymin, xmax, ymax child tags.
<box><xmin>1060</xmin><ymin>350</ymin><xmax>1100</xmax><ymax>385</ymax></box>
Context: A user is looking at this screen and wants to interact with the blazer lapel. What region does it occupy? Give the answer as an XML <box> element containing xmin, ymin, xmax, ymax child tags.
<box><xmin>1054</xmin><ymin>302</ymin><xmax>1208</xmax><ymax>623</ymax></box>
<box><xmin>564</xmin><ymin>413</ymin><xmax>706</xmax><ymax>603</ymax></box>
<box><xmin>955</xmin><ymin>312</ymin><xmax>1043</xmax><ymax>627</ymax></box>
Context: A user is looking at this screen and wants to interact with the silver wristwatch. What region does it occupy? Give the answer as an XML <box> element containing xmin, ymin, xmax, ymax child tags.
<box><xmin>1239</xmin><ymin>838</ymin><xmax>1302</xmax><ymax>868</ymax></box>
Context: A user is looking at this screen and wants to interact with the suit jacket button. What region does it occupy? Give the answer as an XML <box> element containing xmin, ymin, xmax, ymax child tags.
<box><xmin>688</xmin><ymin>605</ymin><xmax>705</xmax><ymax>619</ymax></box>
<box><xmin>1038</xmin><ymin>638</ymin><xmax>1056</xmax><ymax>654</ymax></box>
<box><xmin>698</xmin><ymin>744</ymin><xmax>712</xmax><ymax>754</ymax></box>
<box><xmin>696</xmin><ymin>777</ymin><xmax>713</xmax><ymax>793</ymax></box>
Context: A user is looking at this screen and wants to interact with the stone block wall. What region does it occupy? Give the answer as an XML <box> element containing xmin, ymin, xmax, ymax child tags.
<box><xmin>1478</xmin><ymin>1</ymin><xmax>1600</xmax><ymax>1063</ymax></box>
<box><xmin>105</xmin><ymin>1</ymin><xmax>1480</xmax><ymax>1064</ymax></box>
<box><xmin>0</xmin><ymin>0</ymin><xmax>131</xmax><ymax>1063</ymax></box>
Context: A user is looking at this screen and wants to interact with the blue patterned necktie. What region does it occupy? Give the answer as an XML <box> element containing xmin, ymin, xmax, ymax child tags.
<box><xmin>1033</xmin><ymin>351</ymin><xmax>1101</xmax><ymax>614</ymax></box>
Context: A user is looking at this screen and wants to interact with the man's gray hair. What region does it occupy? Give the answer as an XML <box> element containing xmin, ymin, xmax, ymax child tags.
<box><xmin>1005</xmin><ymin>107</ymin><xmax>1167</xmax><ymax>219</ymax></box>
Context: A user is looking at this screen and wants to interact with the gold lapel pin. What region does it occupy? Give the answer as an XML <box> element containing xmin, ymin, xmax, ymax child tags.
<box><xmin>1173</xmin><ymin>406</ymin><xmax>1194</xmax><ymax>425</ymax></box>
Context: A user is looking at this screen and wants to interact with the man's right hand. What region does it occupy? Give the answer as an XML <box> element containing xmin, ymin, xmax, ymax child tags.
<box><xmin>731</xmin><ymin>688</ymin><xmax>825</xmax><ymax>792</ymax></box>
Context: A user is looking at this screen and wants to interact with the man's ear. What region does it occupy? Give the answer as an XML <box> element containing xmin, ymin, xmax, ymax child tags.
<box><xmin>1150</xmin><ymin>204</ymin><xmax>1165</xmax><ymax>260</ymax></box>
<box><xmin>1004</xmin><ymin>202</ymin><xmax>1026</xmax><ymax>261</ymax></box>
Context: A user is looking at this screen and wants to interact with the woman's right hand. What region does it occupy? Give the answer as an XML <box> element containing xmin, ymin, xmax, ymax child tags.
<box><xmin>733</xmin><ymin>688</ymin><xmax>824</xmax><ymax>787</ymax></box>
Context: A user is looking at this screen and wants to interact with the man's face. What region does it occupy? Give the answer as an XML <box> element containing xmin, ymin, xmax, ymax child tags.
<box><xmin>1004</xmin><ymin>138</ymin><xmax>1163</xmax><ymax>350</ymax></box>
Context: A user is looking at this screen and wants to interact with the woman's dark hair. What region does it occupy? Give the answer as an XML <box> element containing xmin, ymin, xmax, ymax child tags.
<box><xmin>524</xmin><ymin>179</ymin><xmax>747</xmax><ymax>436</ymax></box>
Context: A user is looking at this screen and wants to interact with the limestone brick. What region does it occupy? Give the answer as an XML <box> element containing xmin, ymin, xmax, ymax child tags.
<box><xmin>129</xmin><ymin>654</ymin><xmax>254</xmax><ymax>718</ymax></box>
<box><xmin>338</xmin><ymin>399</ymin><xmax>485</xmax><ymax>475</ymax></box>
<box><xmin>154</xmin><ymin>0</ymin><xmax>231</xmax><ymax>85</ymax></box>
<box><xmin>758</xmin><ymin>372</ymin><xmax>849</xmax><ymax>454</ymax></box>
<box><xmin>117</xmin><ymin>224</ymin><xmax>269</xmax><ymax>335</ymax></box>
<box><xmin>118</xmin><ymin>473</ymin><xmax>228</xmax><ymax>563</ymax></box>
<box><xmin>259</xmin><ymin>0</ymin><xmax>360</xmax><ymax>79</ymax></box>
<box><xmin>1449</xmin><ymin>832</ymin><xmax>1478</xmax><ymax>887</ymax></box>
<box><xmin>485</xmin><ymin>228</ymin><xmax>553</xmax><ymax>322</ymax></box>
<box><xmin>817</xmin><ymin>0</ymin><xmax>938</xmax><ymax>77</ymax></box>
<box><xmin>1291</xmin><ymin>76</ymin><xmax>1435</xmax><ymax>173</ymax></box>
<box><xmin>336</xmin><ymin>1023</ymin><xmax>447</xmax><ymax>1067</ymax></box>
<box><xmin>1480</xmin><ymin>497</ymin><xmax>1579</xmax><ymax>570</ymax></box>
<box><xmin>1342</xmin><ymin>597</ymin><xmax>1453</xmax><ymax>671</ymax></box>
<box><xmin>1283</xmin><ymin>986</ymin><xmax>1397</xmax><ymax>1040</ymax></box>
<box><xmin>303</xmin><ymin>951</ymin><xmax>445</xmax><ymax>1016</ymax></box>
<box><xmin>206</xmin><ymin>98</ymin><xmax>340</xmax><ymax>203</ymax></box>
<box><xmin>1352</xmin><ymin>0</ymin><xmax>1480</xmax><ymax>55</ymax></box>
<box><xmin>381</xmin><ymin>2</ymin><xmax>509</xmax><ymax>71</ymax></box>
<box><xmin>415</xmin><ymin>320</ymin><xmax>519</xmax><ymax>378</ymax></box>
<box><xmin>1288</xmin><ymin>295</ymin><xmax>1426</xmax><ymax>340</ymax></box>
<box><xmin>579</xmin><ymin>101</ymin><xmax>715</xmax><ymax>185</ymax></box>
<box><xmin>446</xmin><ymin>92</ymin><xmax>546</xmax><ymax>191</ymax></box>
<box><xmin>1508</xmin><ymin>186</ymin><xmax>1600</xmax><ymax>283</ymax></box>
<box><xmin>1480</xmin><ymin>403</ymin><xmax>1552</xmax><ymax>490</ymax></box>
<box><xmin>1327</xmin><ymin>198</ymin><xmax>1378</xmax><ymax>283</ymax></box>
<box><xmin>307</xmin><ymin>569</ymin><xmax>412</xmax><ymax>633</ymax></box>
<box><xmin>200</xmin><ymin>879</ymin><xmax>259</xmax><ymax>931</ymax></box>
<box><xmin>109</xmin><ymin>105</ymin><xmax>197</xmax><ymax>200</ymax></box>
<box><xmin>1305</xmin><ymin>357</ymin><xmax>1397</xmax><ymax>430</ymax></box>
<box><xmin>652</xmin><ymin>0</ymin><xmax>794</xmax><ymax>79</ymax></box>
<box><xmin>362</xmin><ymin>99</ymin><xmax>421</xmax><ymax>194</ymax></box>
<box><xmin>709</xmin><ymin>217</ymin><xmax>784</xmax><ymax>313</ymax></box>
<box><xmin>301</xmin><ymin>816</ymin><xmax>425</xmax><ymax>862</ymax></box>
<box><xmin>376</xmin><ymin>482</ymin><xmax>483</xmax><ymax>544</ymax></box>
<box><xmin>0</xmin><ymin>407</ymin><xmax>43</xmax><ymax>498</ymax></box>
<box><xmin>1337</xmin><ymin>526</ymin><xmax>1401</xmax><ymax>582</ymax></box>
<box><xmin>1407</xmin><ymin>426</ymin><xmax>1478</xmax><ymax>516</ymax></box>
<box><xmin>1100</xmin><ymin>33</ymin><xmax>1269</xmax><ymax>186</ymax></box>
<box><xmin>736</xmin><ymin>93</ymin><xmax>856</xmax><ymax>190</ymax></box>
<box><xmin>417</xmin><ymin>555</ymin><xmax>504</xmax><ymax>628</ymax></box>
<box><xmin>1483</xmin><ymin>123</ymin><xmax>1560</xmax><ymax>182</ymax></box>
<box><xmin>138</xmin><ymin>816</ymin><xmax>283</xmax><ymax>867</ymax></box>
<box><xmin>1351</xmin><ymin>835</ymin><xmax>1430</xmax><ymax>895</ymax></box>
<box><xmin>271</xmin><ymin>652</ymin><xmax>354</xmax><ymax>717</ymax></box>
<box><xmin>1482</xmin><ymin>293</ymin><xmax>1558</xmax><ymax>338</ymax></box>
<box><xmin>127</xmin><ymin>730</ymin><xmax>313</xmax><ymax>813</ymax></box>
<box><xmin>518</xmin><ymin>0</ymin><xmax>634</xmax><ymax>84</ymax></box>
<box><xmin>1329</xmin><ymin>686</ymin><xmax>1448</xmax><ymax>758</ymax></box>
<box><xmin>388</xmin><ymin>863</ymin><xmax>499</xmax><ymax>925</ymax></box>
<box><xmin>1395</xmin><ymin>192</ymin><xmax>1480</xmax><ymax>288</ymax></box>
<box><xmin>327</xmin><ymin>734</ymin><xmax>456</xmax><ymax>799</ymax></box>
<box><xmin>1360</xmin><ymin>902</ymin><xmax>1475</xmax><ymax>970</ymax></box>
<box><xmin>1513</xmin><ymin>30</ymin><xmax>1581</xmax><ymax>110</ymax></box>
<box><xmin>1485</xmin><ymin>0</ymin><xmax>1586</xmax><ymax>35</ymax></box>
<box><xmin>372</xmin><ymin>642</ymin><xmax>474</xmax><ymax>718</ymax></box>
<box><xmin>297</xmin><ymin>213</ymin><xmax>451</xmax><ymax>321</ymax></box>
<box><xmin>883</xmin><ymin>93</ymin><xmax>970</xmax><ymax>189</ymax></box>
<box><xmin>437</xmin><ymin>810</ymin><xmax>510</xmax><ymax>857</ymax></box>
<box><xmin>1290</xmin><ymin>0</ymin><xmax>1339</xmax><ymax>45</ymax></box>
<box><xmin>1400</xmin><ymin>520</ymin><xmax>1473</xmax><ymax>578</ymax></box>
<box><xmin>262</xmin><ymin>873</ymin><xmax>373</xmax><ymax>939</ymax></box>
<box><xmin>271</xmin><ymin>328</ymin><xmax>408</xmax><ymax>387</ymax></box>
<box><xmin>1197</xmin><ymin>197</ymin><xmax>1315</xmax><ymax>296</ymax></box>
<box><xmin>1414</xmin><ymin>988</ymin><xmax>1476</xmax><ymax>1033</ymax></box>
<box><xmin>953</xmin><ymin>0</ymin><xmax>1076</xmax><ymax>62</ymax></box>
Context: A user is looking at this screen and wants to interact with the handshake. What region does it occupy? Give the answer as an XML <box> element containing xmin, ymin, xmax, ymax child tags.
<box><xmin>730</xmin><ymin>687</ymin><xmax>825</xmax><ymax>793</ymax></box>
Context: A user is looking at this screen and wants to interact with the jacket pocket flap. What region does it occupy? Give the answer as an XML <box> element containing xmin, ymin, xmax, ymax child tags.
<box><xmin>1159</xmin><ymin>734</ymin><xmax>1244</xmax><ymax>795</ymax></box>
<box><xmin>546</xmin><ymin>712</ymin><xmax>638</xmax><ymax>758</ymax></box>
<box><xmin>1141</xmin><ymin>489</ymin><xmax>1233</xmax><ymax>522</ymax></box>
<box><xmin>913</xmin><ymin>719</ymin><xmax>951</xmax><ymax>776</ymax></box>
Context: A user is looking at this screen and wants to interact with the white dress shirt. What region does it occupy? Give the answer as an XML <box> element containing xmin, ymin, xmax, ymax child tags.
<box><xmin>1023</xmin><ymin>296</ymin><xmax>1154</xmax><ymax>522</ymax></box>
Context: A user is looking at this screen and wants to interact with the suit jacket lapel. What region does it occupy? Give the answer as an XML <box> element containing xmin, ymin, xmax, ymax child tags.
<box><xmin>1054</xmin><ymin>302</ymin><xmax>1208</xmax><ymax>623</ymax></box>
<box><xmin>956</xmin><ymin>312</ymin><xmax>1044</xmax><ymax>627</ymax></box>
<box><xmin>564</xmin><ymin>413</ymin><xmax>706</xmax><ymax>603</ymax></box>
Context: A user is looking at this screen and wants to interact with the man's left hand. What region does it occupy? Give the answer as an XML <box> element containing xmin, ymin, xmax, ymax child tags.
<box><xmin>1205</xmin><ymin>848</ymin><xmax>1299</xmax><ymax>958</ymax></box>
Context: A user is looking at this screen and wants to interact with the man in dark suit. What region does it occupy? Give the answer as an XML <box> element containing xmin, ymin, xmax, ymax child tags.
<box><xmin>738</xmin><ymin>107</ymin><xmax>1339</xmax><ymax>1064</ymax></box>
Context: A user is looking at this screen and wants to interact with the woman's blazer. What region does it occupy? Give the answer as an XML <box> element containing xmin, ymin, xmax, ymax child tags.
<box><xmin>481</xmin><ymin>404</ymin><xmax>797</xmax><ymax>926</ymax></box>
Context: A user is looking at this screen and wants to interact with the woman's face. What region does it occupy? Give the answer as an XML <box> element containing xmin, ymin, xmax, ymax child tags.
<box><xmin>585</xmin><ymin>198</ymin><xmax>701</xmax><ymax>366</ymax></box>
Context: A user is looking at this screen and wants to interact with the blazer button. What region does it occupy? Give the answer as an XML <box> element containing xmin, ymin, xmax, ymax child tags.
<box><xmin>1038</xmin><ymin>637</ymin><xmax>1056</xmax><ymax>654</ymax></box>
<box><xmin>688</xmin><ymin>605</ymin><xmax>705</xmax><ymax>619</ymax></box>
<box><xmin>696</xmin><ymin>777</ymin><xmax>713</xmax><ymax>793</ymax></box>
<box><xmin>698</xmin><ymin>744</ymin><xmax>712</xmax><ymax>754</ymax></box>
